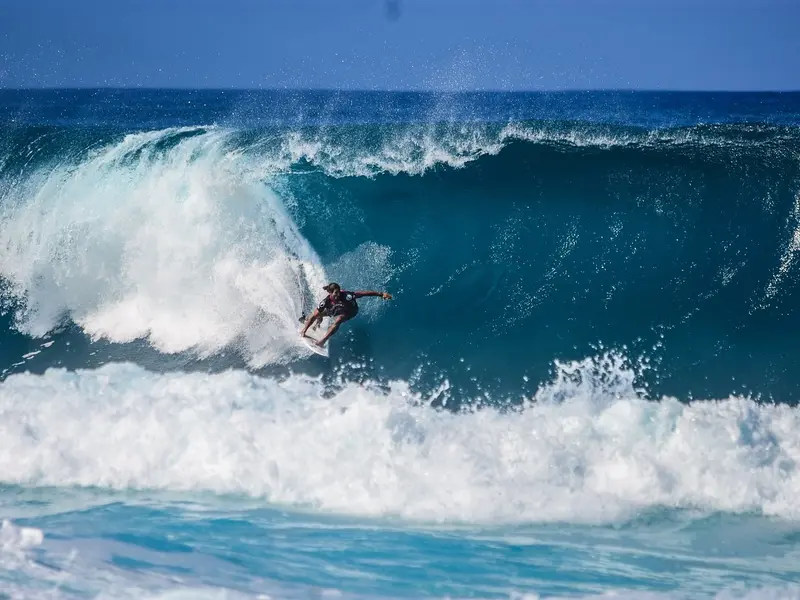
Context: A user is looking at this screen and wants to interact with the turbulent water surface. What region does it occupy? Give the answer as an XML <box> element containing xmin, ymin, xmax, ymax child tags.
<box><xmin>1</xmin><ymin>89</ymin><xmax>800</xmax><ymax>599</ymax></box>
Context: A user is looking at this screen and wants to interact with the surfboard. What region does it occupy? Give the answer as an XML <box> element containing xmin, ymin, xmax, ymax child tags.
<box><xmin>299</xmin><ymin>321</ymin><xmax>329</xmax><ymax>357</ymax></box>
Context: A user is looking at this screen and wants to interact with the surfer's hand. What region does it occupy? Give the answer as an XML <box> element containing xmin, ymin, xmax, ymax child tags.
<box><xmin>382</xmin><ymin>292</ymin><xmax>392</xmax><ymax>300</ymax></box>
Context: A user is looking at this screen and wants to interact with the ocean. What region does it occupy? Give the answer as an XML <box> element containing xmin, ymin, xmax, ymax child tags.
<box><xmin>1</xmin><ymin>88</ymin><xmax>800</xmax><ymax>599</ymax></box>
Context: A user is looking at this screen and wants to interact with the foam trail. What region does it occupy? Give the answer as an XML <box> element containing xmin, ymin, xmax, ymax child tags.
<box><xmin>762</xmin><ymin>191</ymin><xmax>800</xmax><ymax>305</ymax></box>
<box><xmin>100</xmin><ymin>586</ymin><xmax>800</xmax><ymax>600</ymax></box>
<box><xmin>0</xmin><ymin>355</ymin><xmax>799</xmax><ymax>524</ymax></box>
<box><xmin>0</xmin><ymin>127</ymin><xmax>327</xmax><ymax>365</ymax></box>
<box><xmin>0</xmin><ymin>519</ymin><xmax>44</xmax><ymax>591</ymax></box>
<box><xmin>0</xmin><ymin>520</ymin><xmax>43</xmax><ymax>553</ymax></box>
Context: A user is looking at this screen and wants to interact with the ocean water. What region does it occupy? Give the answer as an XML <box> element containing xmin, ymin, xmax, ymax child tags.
<box><xmin>1</xmin><ymin>89</ymin><xmax>800</xmax><ymax>599</ymax></box>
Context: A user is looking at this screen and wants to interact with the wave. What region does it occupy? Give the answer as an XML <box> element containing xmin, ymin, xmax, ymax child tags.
<box><xmin>0</xmin><ymin>127</ymin><xmax>337</xmax><ymax>366</ymax></box>
<box><xmin>0</xmin><ymin>354</ymin><xmax>798</xmax><ymax>524</ymax></box>
<box><xmin>1</xmin><ymin>119</ymin><xmax>800</xmax><ymax>400</ymax></box>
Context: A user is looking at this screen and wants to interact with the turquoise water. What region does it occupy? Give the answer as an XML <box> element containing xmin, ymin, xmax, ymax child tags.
<box><xmin>5</xmin><ymin>492</ymin><xmax>800</xmax><ymax>598</ymax></box>
<box><xmin>1</xmin><ymin>90</ymin><xmax>800</xmax><ymax>598</ymax></box>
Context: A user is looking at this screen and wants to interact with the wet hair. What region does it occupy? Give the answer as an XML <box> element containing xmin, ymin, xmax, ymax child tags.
<box><xmin>323</xmin><ymin>282</ymin><xmax>341</xmax><ymax>293</ymax></box>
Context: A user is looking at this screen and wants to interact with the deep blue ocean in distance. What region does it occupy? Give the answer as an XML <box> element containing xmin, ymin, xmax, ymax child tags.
<box><xmin>1</xmin><ymin>88</ymin><xmax>800</xmax><ymax>599</ymax></box>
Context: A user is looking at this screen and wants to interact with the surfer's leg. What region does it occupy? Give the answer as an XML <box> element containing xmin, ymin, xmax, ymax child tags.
<box><xmin>317</xmin><ymin>314</ymin><xmax>353</xmax><ymax>346</ymax></box>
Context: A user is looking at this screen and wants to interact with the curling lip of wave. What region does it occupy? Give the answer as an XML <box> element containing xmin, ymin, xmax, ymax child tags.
<box><xmin>0</xmin><ymin>126</ymin><xmax>330</xmax><ymax>365</ymax></box>
<box><xmin>263</xmin><ymin>121</ymin><xmax>799</xmax><ymax>179</ymax></box>
<box><xmin>5</xmin><ymin>119</ymin><xmax>792</xmax><ymax>183</ymax></box>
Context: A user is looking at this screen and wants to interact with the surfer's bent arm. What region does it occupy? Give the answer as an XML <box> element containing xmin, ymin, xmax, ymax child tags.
<box><xmin>301</xmin><ymin>308</ymin><xmax>321</xmax><ymax>336</ymax></box>
<box><xmin>354</xmin><ymin>290</ymin><xmax>393</xmax><ymax>300</ymax></box>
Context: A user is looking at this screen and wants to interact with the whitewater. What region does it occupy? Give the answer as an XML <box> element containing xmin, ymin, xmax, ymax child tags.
<box><xmin>1</xmin><ymin>89</ymin><xmax>800</xmax><ymax>599</ymax></box>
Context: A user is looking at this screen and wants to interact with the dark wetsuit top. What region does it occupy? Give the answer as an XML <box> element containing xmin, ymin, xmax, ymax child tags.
<box><xmin>318</xmin><ymin>291</ymin><xmax>359</xmax><ymax>318</ymax></box>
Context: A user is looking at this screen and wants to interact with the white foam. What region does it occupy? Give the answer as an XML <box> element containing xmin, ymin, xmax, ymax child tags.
<box><xmin>268</xmin><ymin>121</ymin><xmax>765</xmax><ymax>180</ymax></box>
<box><xmin>0</xmin><ymin>355</ymin><xmax>798</xmax><ymax>525</ymax></box>
<box><xmin>0</xmin><ymin>127</ymin><xmax>328</xmax><ymax>365</ymax></box>
<box><xmin>3</xmin><ymin>578</ymin><xmax>800</xmax><ymax>600</ymax></box>
<box><xmin>499</xmin><ymin>122</ymin><xmax>639</xmax><ymax>149</ymax></box>
<box><xmin>0</xmin><ymin>519</ymin><xmax>43</xmax><ymax>552</ymax></box>
<box><xmin>760</xmin><ymin>191</ymin><xmax>800</xmax><ymax>307</ymax></box>
<box><xmin>277</xmin><ymin>124</ymin><xmax>505</xmax><ymax>178</ymax></box>
<box><xmin>517</xmin><ymin>588</ymin><xmax>800</xmax><ymax>600</ymax></box>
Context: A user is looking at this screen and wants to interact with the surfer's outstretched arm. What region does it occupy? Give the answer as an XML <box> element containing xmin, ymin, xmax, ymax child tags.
<box><xmin>354</xmin><ymin>291</ymin><xmax>392</xmax><ymax>300</ymax></box>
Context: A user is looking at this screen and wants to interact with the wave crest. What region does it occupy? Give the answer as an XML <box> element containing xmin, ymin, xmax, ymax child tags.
<box><xmin>252</xmin><ymin>121</ymin><xmax>800</xmax><ymax>179</ymax></box>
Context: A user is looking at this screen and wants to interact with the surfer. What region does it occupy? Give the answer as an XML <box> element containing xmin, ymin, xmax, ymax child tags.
<box><xmin>300</xmin><ymin>282</ymin><xmax>392</xmax><ymax>347</ymax></box>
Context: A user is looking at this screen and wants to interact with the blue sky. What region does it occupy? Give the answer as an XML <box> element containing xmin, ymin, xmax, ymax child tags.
<box><xmin>1</xmin><ymin>0</ymin><xmax>798</xmax><ymax>90</ymax></box>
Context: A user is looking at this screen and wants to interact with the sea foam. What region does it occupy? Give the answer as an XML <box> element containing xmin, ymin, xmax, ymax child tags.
<box><xmin>0</xmin><ymin>354</ymin><xmax>797</xmax><ymax>525</ymax></box>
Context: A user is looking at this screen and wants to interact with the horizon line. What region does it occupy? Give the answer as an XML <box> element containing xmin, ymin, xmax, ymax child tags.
<box><xmin>1</xmin><ymin>86</ymin><xmax>799</xmax><ymax>94</ymax></box>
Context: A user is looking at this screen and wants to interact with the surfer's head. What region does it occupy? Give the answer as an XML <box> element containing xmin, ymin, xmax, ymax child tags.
<box><xmin>323</xmin><ymin>282</ymin><xmax>341</xmax><ymax>298</ymax></box>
